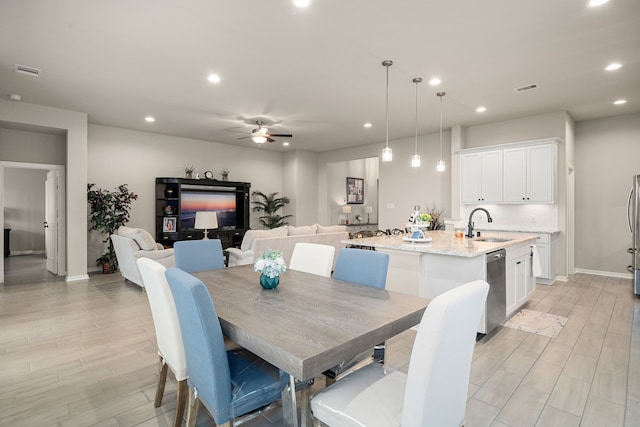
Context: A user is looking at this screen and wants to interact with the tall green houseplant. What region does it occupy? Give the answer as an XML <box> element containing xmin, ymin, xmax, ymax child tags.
<box><xmin>87</xmin><ymin>183</ymin><xmax>138</xmax><ymax>272</ymax></box>
<box><xmin>251</xmin><ymin>191</ymin><xmax>293</xmax><ymax>229</ymax></box>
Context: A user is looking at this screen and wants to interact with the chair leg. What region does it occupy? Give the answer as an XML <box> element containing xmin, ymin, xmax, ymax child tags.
<box><xmin>186</xmin><ymin>387</ymin><xmax>200</xmax><ymax>427</ymax></box>
<box><xmin>173</xmin><ymin>379</ymin><xmax>188</xmax><ymax>427</ymax></box>
<box><xmin>155</xmin><ymin>356</ymin><xmax>168</xmax><ymax>407</ymax></box>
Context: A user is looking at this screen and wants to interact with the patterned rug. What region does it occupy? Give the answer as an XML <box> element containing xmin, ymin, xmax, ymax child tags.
<box><xmin>503</xmin><ymin>309</ymin><xmax>568</xmax><ymax>338</ymax></box>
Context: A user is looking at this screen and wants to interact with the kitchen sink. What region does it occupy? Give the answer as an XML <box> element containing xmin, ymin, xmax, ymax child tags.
<box><xmin>474</xmin><ymin>237</ymin><xmax>511</xmax><ymax>243</ymax></box>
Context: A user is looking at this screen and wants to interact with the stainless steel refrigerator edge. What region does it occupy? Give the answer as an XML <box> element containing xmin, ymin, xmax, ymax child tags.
<box><xmin>627</xmin><ymin>175</ymin><xmax>640</xmax><ymax>295</ymax></box>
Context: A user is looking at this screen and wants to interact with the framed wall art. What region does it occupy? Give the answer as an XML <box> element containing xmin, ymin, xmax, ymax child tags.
<box><xmin>162</xmin><ymin>217</ymin><xmax>177</xmax><ymax>233</ymax></box>
<box><xmin>346</xmin><ymin>177</ymin><xmax>364</xmax><ymax>204</ymax></box>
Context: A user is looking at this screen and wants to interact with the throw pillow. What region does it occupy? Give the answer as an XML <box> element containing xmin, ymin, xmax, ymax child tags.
<box><xmin>317</xmin><ymin>225</ymin><xmax>347</xmax><ymax>234</ymax></box>
<box><xmin>118</xmin><ymin>226</ymin><xmax>157</xmax><ymax>251</ymax></box>
<box><xmin>288</xmin><ymin>224</ymin><xmax>318</xmax><ymax>236</ymax></box>
<box><xmin>240</xmin><ymin>226</ymin><xmax>289</xmax><ymax>251</ymax></box>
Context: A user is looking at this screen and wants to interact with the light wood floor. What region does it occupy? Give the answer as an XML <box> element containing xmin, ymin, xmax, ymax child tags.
<box><xmin>1</xmin><ymin>255</ymin><xmax>639</xmax><ymax>426</ymax></box>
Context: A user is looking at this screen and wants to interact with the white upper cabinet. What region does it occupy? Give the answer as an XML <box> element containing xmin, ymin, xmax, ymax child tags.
<box><xmin>503</xmin><ymin>144</ymin><xmax>556</xmax><ymax>203</ymax></box>
<box><xmin>460</xmin><ymin>150</ymin><xmax>503</xmax><ymax>203</ymax></box>
<box><xmin>461</xmin><ymin>138</ymin><xmax>558</xmax><ymax>205</ymax></box>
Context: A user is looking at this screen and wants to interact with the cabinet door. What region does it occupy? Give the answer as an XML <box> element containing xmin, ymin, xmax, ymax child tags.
<box><xmin>535</xmin><ymin>243</ymin><xmax>550</xmax><ymax>279</ymax></box>
<box><xmin>503</xmin><ymin>147</ymin><xmax>527</xmax><ymax>202</ymax></box>
<box><xmin>461</xmin><ymin>153</ymin><xmax>482</xmax><ymax>203</ymax></box>
<box><xmin>514</xmin><ymin>256</ymin><xmax>527</xmax><ymax>307</ymax></box>
<box><xmin>527</xmin><ymin>144</ymin><xmax>555</xmax><ymax>202</ymax></box>
<box><xmin>525</xmin><ymin>253</ymin><xmax>535</xmax><ymax>297</ymax></box>
<box><xmin>506</xmin><ymin>257</ymin><xmax>517</xmax><ymax>315</ymax></box>
<box><xmin>481</xmin><ymin>151</ymin><xmax>503</xmax><ymax>202</ymax></box>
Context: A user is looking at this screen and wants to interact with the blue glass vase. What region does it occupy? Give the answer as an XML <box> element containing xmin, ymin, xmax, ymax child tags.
<box><xmin>260</xmin><ymin>274</ymin><xmax>280</xmax><ymax>289</ymax></box>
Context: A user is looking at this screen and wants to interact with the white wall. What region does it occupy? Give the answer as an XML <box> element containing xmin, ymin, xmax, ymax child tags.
<box><xmin>283</xmin><ymin>150</ymin><xmax>319</xmax><ymax>226</ymax></box>
<box><xmin>326</xmin><ymin>157</ymin><xmax>379</xmax><ymax>225</ymax></box>
<box><xmin>575</xmin><ymin>112</ymin><xmax>640</xmax><ymax>274</ymax></box>
<box><xmin>3</xmin><ymin>168</ymin><xmax>47</xmax><ymax>253</ymax></box>
<box><xmin>0</xmin><ymin>99</ymin><xmax>87</xmax><ymax>281</ymax></box>
<box><xmin>87</xmin><ymin>124</ymin><xmax>284</xmax><ymax>265</ymax></box>
<box><xmin>0</xmin><ymin>127</ymin><xmax>66</xmax><ymax>164</ymax></box>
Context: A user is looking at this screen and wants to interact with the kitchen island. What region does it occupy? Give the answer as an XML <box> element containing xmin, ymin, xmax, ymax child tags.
<box><xmin>344</xmin><ymin>231</ymin><xmax>538</xmax><ymax>333</ymax></box>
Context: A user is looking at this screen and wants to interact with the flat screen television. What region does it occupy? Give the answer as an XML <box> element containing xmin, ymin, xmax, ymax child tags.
<box><xmin>180</xmin><ymin>190</ymin><xmax>237</xmax><ymax>230</ymax></box>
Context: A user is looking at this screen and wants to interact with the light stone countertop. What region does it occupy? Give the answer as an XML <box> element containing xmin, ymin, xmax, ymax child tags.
<box><xmin>452</xmin><ymin>223</ymin><xmax>560</xmax><ymax>234</ymax></box>
<box><xmin>343</xmin><ymin>230</ymin><xmax>538</xmax><ymax>258</ymax></box>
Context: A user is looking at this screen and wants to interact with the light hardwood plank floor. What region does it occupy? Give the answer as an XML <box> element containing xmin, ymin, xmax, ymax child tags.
<box><xmin>1</xmin><ymin>255</ymin><xmax>639</xmax><ymax>426</ymax></box>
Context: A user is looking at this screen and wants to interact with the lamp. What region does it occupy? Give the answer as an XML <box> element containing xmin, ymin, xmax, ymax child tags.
<box><xmin>252</xmin><ymin>135</ymin><xmax>267</xmax><ymax>144</ymax></box>
<box><xmin>194</xmin><ymin>211</ymin><xmax>218</xmax><ymax>240</ymax></box>
<box><xmin>381</xmin><ymin>60</ymin><xmax>393</xmax><ymax>162</ymax></box>
<box><xmin>364</xmin><ymin>205</ymin><xmax>373</xmax><ymax>223</ymax></box>
<box><xmin>411</xmin><ymin>77</ymin><xmax>422</xmax><ymax>167</ymax></box>
<box><xmin>342</xmin><ymin>205</ymin><xmax>352</xmax><ymax>225</ymax></box>
<box><xmin>436</xmin><ymin>92</ymin><xmax>446</xmax><ymax>172</ymax></box>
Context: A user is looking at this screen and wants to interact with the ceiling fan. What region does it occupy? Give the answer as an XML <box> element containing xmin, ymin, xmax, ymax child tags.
<box><xmin>247</xmin><ymin>121</ymin><xmax>293</xmax><ymax>144</ymax></box>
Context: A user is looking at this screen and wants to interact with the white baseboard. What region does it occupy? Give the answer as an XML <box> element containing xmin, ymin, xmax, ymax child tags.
<box><xmin>574</xmin><ymin>268</ymin><xmax>632</xmax><ymax>280</ymax></box>
<box><xmin>66</xmin><ymin>274</ymin><xmax>90</xmax><ymax>282</ymax></box>
<box><xmin>9</xmin><ymin>250</ymin><xmax>46</xmax><ymax>256</ymax></box>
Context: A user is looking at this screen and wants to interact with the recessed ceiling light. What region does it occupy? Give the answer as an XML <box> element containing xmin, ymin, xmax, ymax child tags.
<box><xmin>207</xmin><ymin>73</ymin><xmax>221</xmax><ymax>83</ymax></box>
<box><xmin>282</xmin><ymin>141</ymin><xmax>290</xmax><ymax>146</ymax></box>
<box><xmin>587</xmin><ymin>0</ymin><xmax>609</xmax><ymax>7</ymax></box>
<box><xmin>429</xmin><ymin>77</ymin><xmax>441</xmax><ymax>86</ymax></box>
<box><xmin>613</xmin><ymin>99</ymin><xmax>627</xmax><ymax>105</ymax></box>
<box><xmin>293</xmin><ymin>0</ymin><xmax>311</xmax><ymax>7</ymax></box>
<box><xmin>605</xmin><ymin>62</ymin><xmax>622</xmax><ymax>71</ymax></box>
<box><xmin>145</xmin><ymin>116</ymin><xmax>155</xmax><ymax>122</ymax></box>
<box><xmin>8</xmin><ymin>93</ymin><xmax>22</xmax><ymax>101</ymax></box>
<box><xmin>476</xmin><ymin>106</ymin><xmax>487</xmax><ymax>113</ymax></box>
<box><xmin>364</xmin><ymin>123</ymin><xmax>372</xmax><ymax>128</ymax></box>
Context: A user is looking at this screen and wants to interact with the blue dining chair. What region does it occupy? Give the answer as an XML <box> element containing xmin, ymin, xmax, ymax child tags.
<box><xmin>325</xmin><ymin>248</ymin><xmax>390</xmax><ymax>384</ymax></box>
<box><xmin>174</xmin><ymin>239</ymin><xmax>225</xmax><ymax>272</ymax></box>
<box><xmin>332</xmin><ymin>247</ymin><xmax>389</xmax><ymax>289</ymax></box>
<box><xmin>164</xmin><ymin>267</ymin><xmax>287</xmax><ymax>426</ymax></box>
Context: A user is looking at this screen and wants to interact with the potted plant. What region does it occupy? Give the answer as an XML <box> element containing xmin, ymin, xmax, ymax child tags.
<box><xmin>251</xmin><ymin>191</ymin><xmax>293</xmax><ymax>229</ymax></box>
<box><xmin>182</xmin><ymin>164</ymin><xmax>195</xmax><ymax>179</ymax></box>
<box><xmin>220</xmin><ymin>168</ymin><xmax>230</xmax><ymax>181</ymax></box>
<box><xmin>87</xmin><ymin>183</ymin><xmax>138</xmax><ymax>273</ymax></box>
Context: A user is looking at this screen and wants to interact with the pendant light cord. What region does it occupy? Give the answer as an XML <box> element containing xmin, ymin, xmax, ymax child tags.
<box><xmin>415</xmin><ymin>80</ymin><xmax>419</xmax><ymax>153</ymax></box>
<box><xmin>386</xmin><ymin>64</ymin><xmax>390</xmax><ymax>149</ymax></box>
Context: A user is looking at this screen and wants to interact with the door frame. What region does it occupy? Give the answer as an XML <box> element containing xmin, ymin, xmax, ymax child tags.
<box><xmin>0</xmin><ymin>161</ymin><xmax>66</xmax><ymax>283</ymax></box>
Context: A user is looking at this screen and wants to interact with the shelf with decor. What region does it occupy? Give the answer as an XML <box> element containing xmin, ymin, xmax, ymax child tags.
<box><xmin>155</xmin><ymin>177</ymin><xmax>251</xmax><ymax>249</ymax></box>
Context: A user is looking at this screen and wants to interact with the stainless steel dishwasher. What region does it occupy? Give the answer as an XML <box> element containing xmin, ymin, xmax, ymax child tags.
<box><xmin>485</xmin><ymin>249</ymin><xmax>506</xmax><ymax>334</ymax></box>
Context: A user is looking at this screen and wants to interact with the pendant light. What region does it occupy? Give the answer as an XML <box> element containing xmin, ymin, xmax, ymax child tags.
<box><xmin>381</xmin><ymin>60</ymin><xmax>393</xmax><ymax>162</ymax></box>
<box><xmin>436</xmin><ymin>92</ymin><xmax>446</xmax><ymax>172</ymax></box>
<box><xmin>411</xmin><ymin>77</ymin><xmax>422</xmax><ymax>167</ymax></box>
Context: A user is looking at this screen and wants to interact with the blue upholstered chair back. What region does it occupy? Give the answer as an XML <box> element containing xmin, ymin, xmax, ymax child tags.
<box><xmin>332</xmin><ymin>248</ymin><xmax>389</xmax><ymax>289</ymax></box>
<box><xmin>165</xmin><ymin>268</ymin><xmax>232</xmax><ymax>419</ymax></box>
<box><xmin>174</xmin><ymin>239</ymin><xmax>225</xmax><ymax>272</ymax></box>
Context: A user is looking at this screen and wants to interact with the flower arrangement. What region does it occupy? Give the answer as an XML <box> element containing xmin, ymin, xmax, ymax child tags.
<box><xmin>254</xmin><ymin>248</ymin><xmax>287</xmax><ymax>279</ymax></box>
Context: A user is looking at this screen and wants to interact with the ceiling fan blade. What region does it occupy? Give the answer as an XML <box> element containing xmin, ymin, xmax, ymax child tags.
<box><xmin>267</xmin><ymin>137</ymin><xmax>276</xmax><ymax>143</ymax></box>
<box><xmin>266</xmin><ymin>134</ymin><xmax>293</xmax><ymax>138</ymax></box>
<box><xmin>236</xmin><ymin>136</ymin><xmax>251</xmax><ymax>140</ymax></box>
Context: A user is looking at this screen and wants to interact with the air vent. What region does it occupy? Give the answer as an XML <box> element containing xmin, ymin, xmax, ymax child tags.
<box><xmin>514</xmin><ymin>84</ymin><xmax>538</xmax><ymax>92</ymax></box>
<box><xmin>14</xmin><ymin>64</ymin><xmax>42</xmax><ymax>77</ymax></box>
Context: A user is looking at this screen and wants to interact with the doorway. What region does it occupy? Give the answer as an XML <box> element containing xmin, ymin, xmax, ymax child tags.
<box><xmin>0</xmin><ymin>161</ymin><xmax>66</xmax><ymax>283</ymax></box>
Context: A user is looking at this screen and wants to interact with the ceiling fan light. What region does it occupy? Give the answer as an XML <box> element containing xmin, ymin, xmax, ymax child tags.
<box><xmin>252</xmin><ymin>135</ymin><xmax>267</xmax><ymax>144</ymax></box>
<box><xmin>382</xmin><ymin>146</ymin><xmax>393</xmax><ymax>162</ymax></box>
<box><xmin>411</xmin><ymin>154</ymin><xmax>421</xmax><ymax>168</ymax></box>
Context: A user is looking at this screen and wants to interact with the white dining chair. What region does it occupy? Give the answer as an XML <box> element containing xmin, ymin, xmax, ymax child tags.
<box><xmin>311</xmin><ymin>280</ymin><xmax>490</xmax><ymax>427</ymax></box>
<box><xmin>289</xmin><ymin>242</ymin><xmax>335</xmax><ymax>277</ymax></box>
<box><xmin>136</xmin><ymin>258</ymin><xmax>188</xmax><ymax>427</ymax></box>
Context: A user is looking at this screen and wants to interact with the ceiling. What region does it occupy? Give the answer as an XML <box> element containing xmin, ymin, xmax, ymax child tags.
<box><xmin>1</xmin><ymin>0</ymin><xmax>638</xmax><ymax>153</ymax></box>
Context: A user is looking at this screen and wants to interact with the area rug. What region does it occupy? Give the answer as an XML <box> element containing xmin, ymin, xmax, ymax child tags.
<box><xmin>502</xmin><ymin>309</ymin><xmax>568</xmax><ymax>338</ymax></box>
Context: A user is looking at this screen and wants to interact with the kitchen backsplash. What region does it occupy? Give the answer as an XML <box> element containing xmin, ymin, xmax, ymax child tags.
<box><xmin>457</xmin><ymin>204</ymin><xmax>558</xmax><ymax>229</ymax></box>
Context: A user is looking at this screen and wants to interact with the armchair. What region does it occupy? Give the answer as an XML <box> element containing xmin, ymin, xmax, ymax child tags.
<box><xmin>111</xmin><ymin>226</ymin><xmax>175</xmax><ymax>287</ymax></box>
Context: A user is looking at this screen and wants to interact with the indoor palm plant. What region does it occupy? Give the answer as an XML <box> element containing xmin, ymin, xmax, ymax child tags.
<box><xmin>87</xmin><ymin>183</ymin><xmax>138</xmax><ymax>273</ymax></box>
<box><xmin>251</xmin><ymin>191</ymin><xmax>293</xmax><ymax>229</ymax></box>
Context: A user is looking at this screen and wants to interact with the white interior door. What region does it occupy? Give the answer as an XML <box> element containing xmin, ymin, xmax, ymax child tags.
<box><xmin>45</xmin><ymin>170</ymin><xmax>58</xmax><ymax>274</ymax></box>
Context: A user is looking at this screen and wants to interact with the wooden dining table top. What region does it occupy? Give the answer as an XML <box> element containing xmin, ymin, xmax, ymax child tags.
<box><xmin>193</xmin><ymin>265</ymin><xmax>430</xmax><ymax>380</ymax></box>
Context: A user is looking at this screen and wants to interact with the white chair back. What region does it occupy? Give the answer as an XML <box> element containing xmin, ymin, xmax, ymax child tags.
<box><xmin>289</xmin><ymin>243</ymin><xmax>335</xmax><ymax>277</ymax></box>
<box><xmin>403</xmin><ymin>280</ymin><xmax>489</xmax><ymax>427</ymax></box>
<box><xmin>137</xmin><ymin>257</ymin><xmax>187</xmax><ymax>380</ymax></box>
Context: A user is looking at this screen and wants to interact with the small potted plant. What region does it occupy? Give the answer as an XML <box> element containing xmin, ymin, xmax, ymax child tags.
<box><xmin>220</xmin><ymin>168</ymin><xmax>230</xmax><ymax>181</ymax></box>
<box><xmin>254</xmin><ymin>248</ymin><xmax>286</xmax><ymax>289</ymax></box>
<box><xmin>183</xmin><ymin>164</ymin><xmax>195</xmax><ymax>179</ymax></box>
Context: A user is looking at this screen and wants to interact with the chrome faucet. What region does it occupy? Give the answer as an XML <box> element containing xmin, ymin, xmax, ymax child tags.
<box><xmin>467</xmin><ymin>208</ymin><xmax>493</xmax><ymax>238</ymax></box>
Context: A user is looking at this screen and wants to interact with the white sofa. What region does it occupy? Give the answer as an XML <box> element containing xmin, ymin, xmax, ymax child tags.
<box><xmin>227</xmin><ymin>224</ymin><xmax>349</xmax><ymax>268</ymax></box>
<box><xmin>111</xmin><ymin>226</ymin><xmax>175</xmax><ymax>287</ymax></box>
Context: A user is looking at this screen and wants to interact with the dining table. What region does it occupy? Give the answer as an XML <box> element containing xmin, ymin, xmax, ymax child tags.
<box><xmin>193</xmin><ymin>265</ymin><xmax>430</xmax><ymax>427</ymax></box>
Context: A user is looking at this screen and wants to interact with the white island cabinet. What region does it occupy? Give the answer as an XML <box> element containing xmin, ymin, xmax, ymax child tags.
<box><xmin>343</xmin><ymin>231</ymin><xmax>537</xmax><ymax>334</ymax></box>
